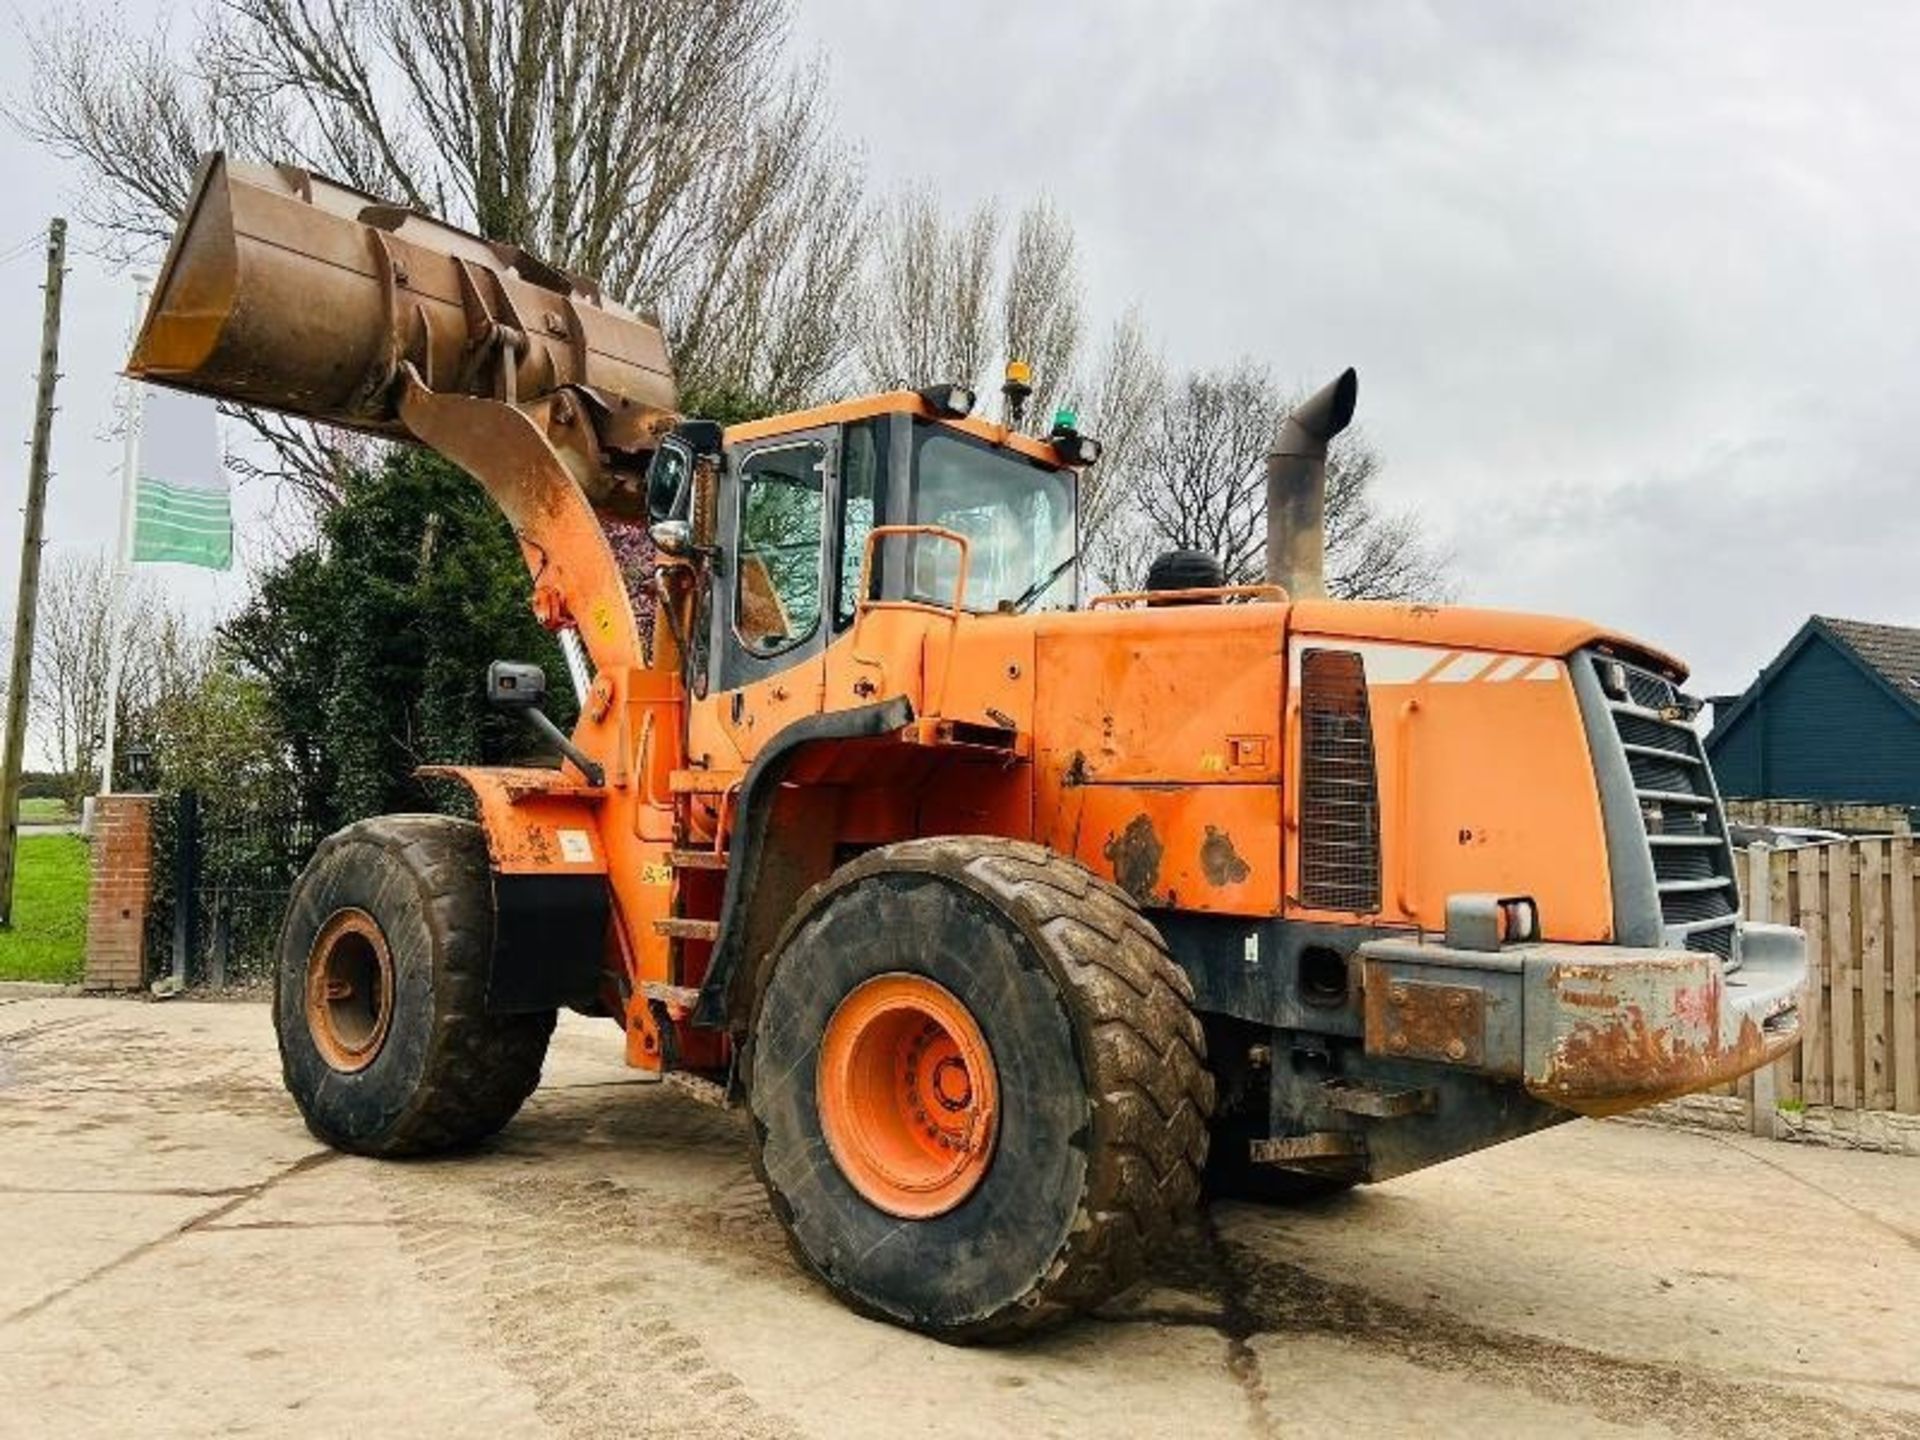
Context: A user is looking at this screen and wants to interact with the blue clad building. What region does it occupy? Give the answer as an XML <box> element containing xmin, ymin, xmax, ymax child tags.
<box><xmin>1706</xmin><ymin>617</ymin><xmax>1920</xmax><ymax>815</ymax></box>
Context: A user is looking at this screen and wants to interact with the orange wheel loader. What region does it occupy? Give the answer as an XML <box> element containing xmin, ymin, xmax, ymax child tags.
<box><xmin>129</xmin><ymin>155</ymin><xmax>1806</xmax><ymax>1341</ymax></box>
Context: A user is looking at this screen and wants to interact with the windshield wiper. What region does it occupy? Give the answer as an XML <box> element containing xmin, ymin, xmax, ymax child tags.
<box><xmin>1008</xmin><ymin>555</ymin><xmax>1077</xmax><ymax>614</ymax></box>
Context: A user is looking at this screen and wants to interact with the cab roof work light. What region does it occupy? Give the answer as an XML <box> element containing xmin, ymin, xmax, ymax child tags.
<box><xmin>916</xmin><ymin>382</ymin><xmax>976</xmax><ymax>417</ymax></box>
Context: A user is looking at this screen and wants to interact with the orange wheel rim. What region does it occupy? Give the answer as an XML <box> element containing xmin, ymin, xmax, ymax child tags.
<box><xmin>304</xmin><ymin>908</ymin><xmax>395</xmax><ymax>1073</ymax></box>
<box><xmin>817</xmin><ymin>974</ymin><xmax>999</xmax><ymax>1219</ymax></box>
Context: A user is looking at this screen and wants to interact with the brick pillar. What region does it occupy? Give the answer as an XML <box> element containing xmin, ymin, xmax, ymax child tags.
<box><xmin>85</xmin><ymin>794</ymin><xmax>157</xmax><ymax>991</ymax></box>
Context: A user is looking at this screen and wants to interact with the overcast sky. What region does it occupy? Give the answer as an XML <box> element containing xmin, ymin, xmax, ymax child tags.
<box><xmin>3</xmin><ymin>1</ymin><xmax>1918</xmax><ymax>712</ymax></box>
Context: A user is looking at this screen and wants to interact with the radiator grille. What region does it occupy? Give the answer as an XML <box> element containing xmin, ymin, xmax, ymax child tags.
<box><xmin>1299</xmin><ymin>649</ymin><xmax>1382</xmax><ymax>912</ymax></box>
<box><xmin>1593</xmin><ymin>657</ymin><xmax>1740</xmax><ymax>961</ymax></box>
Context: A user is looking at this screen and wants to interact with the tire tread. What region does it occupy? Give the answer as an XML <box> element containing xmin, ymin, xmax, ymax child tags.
<box><xmin>757</xmin><ymin>835</ymin><xmax>1213</xmax><ymax>1341</ymax></box>
<box><xmin>277</xmin><ymin>814</ymin><xmax>553</xmax><ymax>1157</ymax></box>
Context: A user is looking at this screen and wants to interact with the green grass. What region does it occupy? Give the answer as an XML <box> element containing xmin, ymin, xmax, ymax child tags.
<box><xmin>17</xmin><ymin>797</ymin><xmax>71</xmax><ymax>824</ymax></box>
<box><xmin>0</xmin><ymin>835</ymin><xmax>90</xmax><ymax>983</ymax></box>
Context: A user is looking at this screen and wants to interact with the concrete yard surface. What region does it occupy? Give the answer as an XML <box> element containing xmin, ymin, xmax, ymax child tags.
<box><xmin>3</xmin><ymin>995</ymin><xmax>1918</xmax><ymax>1438</ymax></box>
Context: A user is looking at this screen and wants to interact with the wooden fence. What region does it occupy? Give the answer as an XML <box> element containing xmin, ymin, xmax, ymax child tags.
<box><xmin>1731</xmin><ymin>837</ymin><xmax>1920</xmax><ymax>1116</ymax></box>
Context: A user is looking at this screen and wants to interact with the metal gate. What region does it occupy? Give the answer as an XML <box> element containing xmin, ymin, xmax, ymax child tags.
<box><xmin>145</xmin><ymin>789</ymin><xmax>324</xmax><ymax>988</ymax></box>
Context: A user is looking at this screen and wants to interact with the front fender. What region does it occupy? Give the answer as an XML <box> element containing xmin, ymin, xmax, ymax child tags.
<box><xmin>418</xmin><ymin>764</ymin><xmax>612</xmax><ymax>1013</ymax></box>
<box><xmin>692</xmin><ymin>698</ymin><xmax>915</xmax><ymax>1029</ymax></box>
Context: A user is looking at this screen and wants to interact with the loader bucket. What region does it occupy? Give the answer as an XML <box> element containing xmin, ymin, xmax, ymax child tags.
<box><xmin>128</xmin><ymin>153</ymin><xmax>677</xmax><ymax>437</ymax></box>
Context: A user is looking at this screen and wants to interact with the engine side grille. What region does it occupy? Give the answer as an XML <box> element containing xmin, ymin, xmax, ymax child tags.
<box><xmin>1592</xmin><ymin>657</ymin><xmax>1740</xmax><ymax>962</ymax></box>
<box><xmin>1614</xmin><ymin>711</ymin><xmax>1693</xmax><ymax>754</ymax></box>
<box><xmin>1652</xmin><ymin>846</ymin><xmax>1716</xmax><ymax>882</ymax></box>
<box><xmin>1299</xmin><ymin>648</ymin><xmax>1382</xmax><ymax>913</ymax></box>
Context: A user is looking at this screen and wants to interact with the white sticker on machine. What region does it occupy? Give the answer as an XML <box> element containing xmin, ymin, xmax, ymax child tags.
<box><xmin>557</xmin><ymin>828</ymin><xmax>594</xmax><ymax>863</ymax></box>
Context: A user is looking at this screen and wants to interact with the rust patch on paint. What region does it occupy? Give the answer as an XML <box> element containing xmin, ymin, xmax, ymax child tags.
<box><xmin>1103</xmin><ymin>814</ymin><xmax>1163</xmax><ymax>903</ymax></box>
<box><xmin>1362</xmin><ymin>972</ymin><xmax>1486</xmax><ymax>1067</ymax></box>
<box><xmin>1515</xmin><ymin>952</ymin><xmax>1808</xmax><ymax>1116</ymax></box>
<box><xmin>1199</xmin><ymin>825</ymin><xmax>1251</xmax><ymax>886</ymax></box>
<box><xmin>1559</xmin><ymin>989</ymin><xmax>1618</xmax><ymax>1009</ymax></box>
<box><xmin>522</xmin><ymin>825</ymin><xmax>555</xmax><ymax>866</ymax></box>
<box><xmin>1537</xmin><ymin>1009</ymin><xmax>1792</xmax><ymax>1118</ymax></box>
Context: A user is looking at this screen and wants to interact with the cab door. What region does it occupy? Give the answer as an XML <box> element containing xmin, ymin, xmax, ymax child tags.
<box><xmin>689</xmin><ymin>427</ymin><xmax>837</xmax><ymax>769</ymax></box>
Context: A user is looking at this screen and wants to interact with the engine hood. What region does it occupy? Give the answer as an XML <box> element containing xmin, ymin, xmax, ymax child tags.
<box><xmin>1286</xmin><ymin>600</ymin><xmax>1688</xmax><ymax>682</ymax></box>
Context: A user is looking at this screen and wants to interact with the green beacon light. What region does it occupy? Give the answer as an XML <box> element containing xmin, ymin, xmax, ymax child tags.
<box><xmin>1047</xmin><ymin>405</ymin><xmax>1102</xmax><ymax>467</ymax></box>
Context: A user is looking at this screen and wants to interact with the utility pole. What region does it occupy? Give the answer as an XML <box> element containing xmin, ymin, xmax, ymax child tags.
<box><xmin>0</xmin><ymin>218</ymin><xmax>68</xmax><ymax>929</ymax></box>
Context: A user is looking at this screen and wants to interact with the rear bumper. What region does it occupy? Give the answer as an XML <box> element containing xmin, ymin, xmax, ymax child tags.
<box><xmin>1357</xmin><ymin>922</ymin><xmax>1805</xmax><ymax>1117</ymax></box>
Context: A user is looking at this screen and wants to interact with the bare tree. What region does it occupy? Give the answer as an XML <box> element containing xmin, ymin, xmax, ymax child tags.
<box><xmin>32</xmin><ymin>553</ymin><xmax>118</xmax><ymax>786</ymax></box>
<box><xmin>27</xmin><ymin>0</ymin><xmax>868</xmax><ymax>500</ymax></box>
<box><xmin>132</xmin><ymin>608</ymin><xmax>218</xmax><ymax>738</ymax></box>
<box><xmin>1077</xmin><ymin>307</ymin><xmax>1165</xmax><ymax>589</ymax></box>
<box><xmin>859</xmin><ymin>190</ymin><xmax>1097</xmax><ymax>428</ymax></box>
<box><xmin>854</xmin><ymin>198</ymin><xmax>1452</xmax><ymax>602</ymax></box>
<box><xmin>1099</xmin><ymin>361</ymin><xmax>1451</xmax><ymax>600</ymax></box>
<box><xmin>858</xmin><ymin>187</ymin><xmax>1000</xmax><ymax>393</ymax></box>
<box><xmin>1320</xmin><ymin>434</ymin><xmax>1454</xmax><ymax>602</ymax></box>
<box><xmin>1128</xmin><ymin>362</ymin><xmax>1277</xmax><ymax>583</ymax></box>
<box><xmin>855</xmin><ymin>189</ymin><xmax>1170</xmax><ymax>591</ymax></box>
<box><xmin>1000</xmin><ymin>199</ymin><xmax>1082</xmax><ymax>431</ymax></box>
<box><xmin>20</xmin><ymin>16</ymin><xmax>282</xmax><ymax>260</ymax></box>
<box><xmin>676</xmin><ymin>118</ymin><xmax>869</xmax><ymax>416</ymax></box>
<box><xmin>26</xmin><ymin>551</ymin><xmax>211</xmax><ymax>793</ymax></box>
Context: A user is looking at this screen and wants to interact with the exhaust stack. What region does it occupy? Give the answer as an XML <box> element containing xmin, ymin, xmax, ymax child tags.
<box><xmin>1264</xmin><ymin>367</ymin><xmax>1358</xmax><ymax>599</ymax></box>
<box><xmin>126</xmin><ymin>153</ymin><xmax>677</xmax><ymax>439</ymax></box>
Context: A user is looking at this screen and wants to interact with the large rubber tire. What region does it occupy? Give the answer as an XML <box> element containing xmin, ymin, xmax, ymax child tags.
<box><xmin>273</xmin><ymin>815</ymin><xmax>554</xmax><ymax>1157</ymax></box>
<box><xmin>745</xmin><ymin>837</ymin><xmax>1214</xmax><ymax>1342</ymax></box>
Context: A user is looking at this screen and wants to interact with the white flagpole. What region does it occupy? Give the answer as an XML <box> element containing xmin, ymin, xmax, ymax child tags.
<box><xmin>98</xmin><ymin>274</ymin><xmax>151</xmax><ymax>797</ymax></box>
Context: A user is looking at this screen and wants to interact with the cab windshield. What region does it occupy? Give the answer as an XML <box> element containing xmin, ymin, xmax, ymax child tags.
<box><xmin>905</xmin><ymin>423</ymin><xmax>1077</xmax><ymax>612</ymax></box>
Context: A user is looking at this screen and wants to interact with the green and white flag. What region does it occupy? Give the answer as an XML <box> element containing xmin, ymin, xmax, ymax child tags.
<box><xmin>134</xmin><ymin>385</ymin><xmax>231</xmax><ymax>569</ymax></box>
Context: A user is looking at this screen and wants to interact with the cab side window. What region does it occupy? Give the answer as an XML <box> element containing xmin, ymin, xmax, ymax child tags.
<box><xmin>734</xmin><ymin>442</ymin><xmax>826</xmax><ymax>657</ymax></box>
<box><xmin>836</xmin><ymin>419</ymin><xmax>887</xmax><ymax>628</ymax></box>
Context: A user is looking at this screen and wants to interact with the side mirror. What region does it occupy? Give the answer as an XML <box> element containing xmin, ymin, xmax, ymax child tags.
<box><xmin>486</xmin><ymin>660</ymin><xmax>606</xmax><ymax>785</ymax></box>
<box><xmin>487</xmin><ymin>660</ymin><xmax>548</xmax><ymax>710</ymax></box>
<box><xmin>644</xmin><ymin>435</ymin><xmax>696</xmax><ymax>523</ymax></box>
<box><xmin>650</xmin><ymin>519</ymin><xmax>692</xmax><ymax>556</ymax></box>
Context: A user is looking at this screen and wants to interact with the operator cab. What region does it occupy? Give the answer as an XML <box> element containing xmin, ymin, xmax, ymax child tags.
<box><xmin>654</xmin><ymin>390</ymin><xmax>1096</xmax><ymax>695</ymax></box>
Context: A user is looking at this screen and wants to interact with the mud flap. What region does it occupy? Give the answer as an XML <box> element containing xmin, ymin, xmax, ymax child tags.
<box><xmin>488</xmin><ymin>872</ymin><xmax>610</xmax><ymax>1014</ymax></box>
